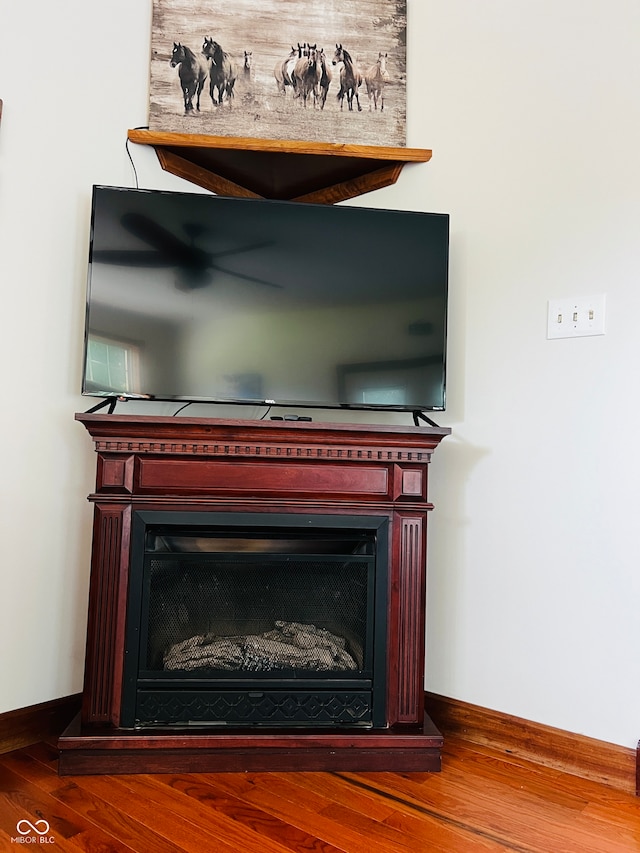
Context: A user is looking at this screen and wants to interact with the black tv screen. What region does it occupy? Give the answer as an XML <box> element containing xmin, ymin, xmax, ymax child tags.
<box><xmin>82</xmin><ymin>186</ymin><xmax>449</xmax><ymax>412</ymax></box>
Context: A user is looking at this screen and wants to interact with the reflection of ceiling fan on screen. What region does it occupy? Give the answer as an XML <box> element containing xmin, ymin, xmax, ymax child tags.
<box><xmin>92</xmin><ymin>213</ymin><xmax>281</xmax><ymax>291</ymax></box>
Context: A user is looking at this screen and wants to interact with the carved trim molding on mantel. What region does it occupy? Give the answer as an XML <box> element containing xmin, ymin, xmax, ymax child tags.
<box><xmin>93</xmin><ymin>439</ymin><xmax>434</xmax><ymax>463</ymax></box>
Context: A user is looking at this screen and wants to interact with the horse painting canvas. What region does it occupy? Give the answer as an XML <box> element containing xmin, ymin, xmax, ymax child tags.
<box><xmin>149</xmin><ymin>0</ymin><xmax>407</xmax><ymax>147</ymax></box>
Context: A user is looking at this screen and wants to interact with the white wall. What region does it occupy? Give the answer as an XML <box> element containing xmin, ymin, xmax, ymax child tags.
<box><xmin>1</xmin><ymin>0</ymin><xmax>638</xmax><ymax>748</ymax></box>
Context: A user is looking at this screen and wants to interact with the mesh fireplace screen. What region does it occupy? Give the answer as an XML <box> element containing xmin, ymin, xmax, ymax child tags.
<box><xmin>143</xmin><ymin>555</ymin><xmax>371</xmax><ymax>675</ymax></box>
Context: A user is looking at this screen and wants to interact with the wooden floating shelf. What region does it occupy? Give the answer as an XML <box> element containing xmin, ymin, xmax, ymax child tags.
<box><xmin>127</xmin><ymin>129</ymin><xmax>432</xmax><ymax>204</ymax></box>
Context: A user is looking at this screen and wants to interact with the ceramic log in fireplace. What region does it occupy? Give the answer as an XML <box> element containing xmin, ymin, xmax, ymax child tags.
<box><xmin>58</xmin><ymin>414</ymin><xmax>450</xmax><ymax>775</ymax></box>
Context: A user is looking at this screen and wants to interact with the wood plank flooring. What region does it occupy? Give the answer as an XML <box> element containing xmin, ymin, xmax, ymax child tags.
<box><xmin>0</xmin><ymin>735</ymin><xmax>638</xmax><ymax>852</ymax></box>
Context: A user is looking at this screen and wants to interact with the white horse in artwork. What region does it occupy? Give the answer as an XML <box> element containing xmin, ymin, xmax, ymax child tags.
<box><xmin>364</xmin><ymin>52</ymin><xmax>389</xmax><ymax>111</ymax></box>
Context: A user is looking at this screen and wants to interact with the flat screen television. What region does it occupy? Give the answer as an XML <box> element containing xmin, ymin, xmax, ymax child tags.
<box><xmin>82</xmin><ymin>185</ymin><xmax>449</xmax><ymax>414</ymax></box>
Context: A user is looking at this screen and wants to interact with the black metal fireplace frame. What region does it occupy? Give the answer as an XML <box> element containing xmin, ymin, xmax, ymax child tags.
<box><xmin>121</xmin><ymin>510</ymin><xmax>390</xmax><ymax>729</ymax></box>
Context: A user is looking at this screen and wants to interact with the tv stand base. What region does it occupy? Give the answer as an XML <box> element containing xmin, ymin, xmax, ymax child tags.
<box><xmin>413</xmin><ymin>409</ymin><xmax>442</xmax><ymax>428</ymax></box>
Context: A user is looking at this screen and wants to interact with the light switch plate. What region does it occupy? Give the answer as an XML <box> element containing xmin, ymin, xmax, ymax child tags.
<box><xmin>547</xmin><ymin>295</ymin><xmax>606</xmax><ymax>339</ymax></box>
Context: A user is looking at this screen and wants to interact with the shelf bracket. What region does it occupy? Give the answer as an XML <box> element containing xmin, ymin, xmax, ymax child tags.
<box><xmin>127</xmin><ymin>130</ymin><xmax>432</xmax><ymax>204</ymax></box>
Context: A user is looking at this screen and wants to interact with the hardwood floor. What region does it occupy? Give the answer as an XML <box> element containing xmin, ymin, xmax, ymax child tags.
<box><xmin>1</xmin><ymin>735</ymin><xmax>639</xmax><ymax>852</ymax></box>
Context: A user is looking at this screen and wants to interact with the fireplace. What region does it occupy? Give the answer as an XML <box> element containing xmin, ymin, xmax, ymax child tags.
<box><xmin>122</xmin><ymin>512</ymin><xmax>388</xmax><ymax>729</ymax></box>
<box><xmin>59</xmin><ymin>414</ymin><xmax>450</xmax><ymax>775</ymax></box>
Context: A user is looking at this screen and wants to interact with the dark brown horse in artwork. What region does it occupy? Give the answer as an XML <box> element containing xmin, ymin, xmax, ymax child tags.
<box><xmin>332</xmin><ymin>44</ymin><xmax>362</xmax><ymax>112</ymax></box>
<box><xmin>317</xmin><ymin>48</ymin><xmax>332</xmax><ymax>109</ymax></box>
<box><xmin>293</xmin><ymin>44</ymin><xmax>321</xmax><ymax>107</ymax></box>
<box><xmin>202</xmin><ymin>37</ymin><xmax>237</xmax><ymax>105</ymax></box>
<box><xmin>170</xmin><ymin>42</ymin><xmax>209</xmax><ymax>113</ymax></box>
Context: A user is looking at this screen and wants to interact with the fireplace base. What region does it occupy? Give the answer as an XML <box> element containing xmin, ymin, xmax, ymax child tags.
<box><xmin>58</xmin><ymin>712</ymin><xmax>443</xmax><ymax>775</ymax></box>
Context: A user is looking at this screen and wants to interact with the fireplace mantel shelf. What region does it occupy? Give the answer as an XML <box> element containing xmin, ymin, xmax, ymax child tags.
<box><xmin>60</xmin><ymin>414</ymin><xmax>450</xmax><ymax>775</ymax></box>
<box><xmin>76</xmin><ymin>412</ymin><xmax>450</xmax><ymax>458</ymax></box>
<box><xmin>127</xmin><ymin>130</ymin><xmax>432</xmax><ymax>203</ymax></box>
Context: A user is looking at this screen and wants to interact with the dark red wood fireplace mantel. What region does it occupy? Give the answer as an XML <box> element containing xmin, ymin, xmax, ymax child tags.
<box><xmin>58</xmin><ymin>413</ymin><xmax>450</xmax><ymax>775</ymax></box>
